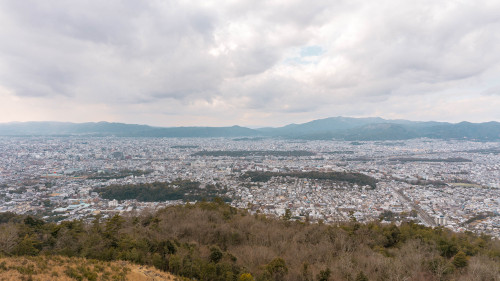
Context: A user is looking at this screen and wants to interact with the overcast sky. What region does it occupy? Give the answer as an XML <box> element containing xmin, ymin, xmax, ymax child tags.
<box><xmin>0</xmin><ymin>0</ymin><xmax>499</xmax><ymax>127</ymax></box>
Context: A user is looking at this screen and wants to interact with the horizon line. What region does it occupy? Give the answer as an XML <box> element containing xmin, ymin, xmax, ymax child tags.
<box><xmin>0</xmin><ymin>116</ymin><xmax>499</xmax><ymax>129</ymax></box>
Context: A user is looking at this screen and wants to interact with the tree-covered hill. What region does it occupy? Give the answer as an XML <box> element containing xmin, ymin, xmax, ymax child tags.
<box><xmin>0</xmin><ymin>200</ymin><xmax>498</xmax><ymax>280</ymax></box>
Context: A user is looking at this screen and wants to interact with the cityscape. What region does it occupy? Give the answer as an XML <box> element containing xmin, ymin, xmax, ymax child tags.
<box><xmin>1</xmin><ymin>136</ymin><xmax>498</xmax><ymax>238</ymax></box>
<box><xmin>1</xmin><ymin>0</ymin><xmax>500</xmax><ymax>278</ymax></box>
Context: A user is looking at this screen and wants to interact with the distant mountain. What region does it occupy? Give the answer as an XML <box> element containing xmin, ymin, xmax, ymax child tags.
<box><xmin>0</xmin><ymin>121</ymin><xmax>152</xmax><ymax>136</ymax></box>
<box><xmin>257</xmin><ymin>116</ymin><xmax>387</xmax><ymax>137</ymax></box>
<box><xmin>338</xmin><ymin>123</ymin><xmax>419</xmax><ymax>141</ymax></box>
<box><xmin>419</xmin><ymin>121</ymin><xmax>500</xmax><ymax>140</ymax></box>
<box><xmin>259</xmin><ymin>117</ymin><xmax>500</xmax><ymax>141</ymax></box>
<box><xmin>0</xmin><ymin>122</ymin><xmax>259</xmax><ymax>137</ymax></box>
<box><xmin>1</xmin><ymin>117</ymin><xmax>499</xmax><ymax>140</ymax></box>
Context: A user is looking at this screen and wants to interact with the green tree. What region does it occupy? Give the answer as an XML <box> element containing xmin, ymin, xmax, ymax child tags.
<box><xmin>168</xmin><ymin>255</ymin><xmax>182</xmax><ymax>274</ymax></box>
<box><xmin>23</xmin><ymin>216</ymin><xmax>44</xmax><ymax>228</ymax></box>
<box><xmin>383</xmin><ymin>224</ymin><xmax>400</xmax><ymax>247</ymax></box>
<box><xmin>266</xmin><ymin>258</ymin><xmax>288</xmax><ymax>281</ymax></box>
<box><xmin>152</xmin><ymin>253</ymin><xmax>167</xmax><ymax>271</ymax></box>
<box><xmin>104</xmin><ymin>214</ymin><xmax>124</xmax><ymax>239</ymax></box>
<box><xmin>209</xmin><ymin>246</ymin><xmax>223</xmax><ymax>263</ymax></box>
<box><xmin>15</xmin><ymin>234</ymin><xmax>40</xmax><ymax>256</ymax></box>
<box><xmin>200</xmin><ymin>262</ymin><xmax>217</xmax><ymax>280</ymax></box>
<box><xmin>452</xmin><ymin>251</ymin><xmax>468</xmax><ymax>268</ymax></box>
<box><xmin>438</xmin><ymin>239</ymin><xmax>458</xmax><ymax>258</ymax></box>
<box><xmin>165</xmin><ymin>240</ymin><xmax>177</xmax><ymax>254</ymax></box>
<box><xmin>282</xmin><ymin>209</ymin><xmax>292</xmax><ymax>221</ymax></box>
<box><xmin>316</xmin><ymin>268</ymin><xmax>331</xmax><ymax>281</ymax></box>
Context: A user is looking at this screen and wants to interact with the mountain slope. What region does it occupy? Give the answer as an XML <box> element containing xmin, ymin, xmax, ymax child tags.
<box><xmin>263</xmin><ymin>117</ymin><xmax>500</xmax><ymax>140</ymax></box>
<box><xmin>0</xmin><ymin>256</ymin><xmax>177</xmax><ymax>280</ymax></box>
<box><xmin>339</xmin><ymin>123</ymin><xmax>419</xmax><ymax>140</ymax></box>
<box><xmin>257</xmin><ymin>116</ymin><xmax>388</xmax><ymax>137</ymax></box>
<box><xmin>0</xmin><ymin>202</ymin><xmax>498</xmax><ymax>280</ymax></box>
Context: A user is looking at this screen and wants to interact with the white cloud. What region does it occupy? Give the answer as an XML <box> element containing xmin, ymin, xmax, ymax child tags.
<box><xmin>0</xmin><ymin>0</ymin><xmax>499</xmax><ymax>126</ymax></box>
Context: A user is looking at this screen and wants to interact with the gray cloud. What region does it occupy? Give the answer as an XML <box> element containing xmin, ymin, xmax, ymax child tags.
<box><xmin>0</xmin><ymin>0</ymin><xmax>499</xmax><ymax>126</ymax></box>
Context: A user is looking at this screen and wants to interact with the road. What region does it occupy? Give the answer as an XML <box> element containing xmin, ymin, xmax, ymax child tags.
<box><xmin>393</xmin><ymin>188</ymin><xmax>437</xmax><ymax>227</ymax></box>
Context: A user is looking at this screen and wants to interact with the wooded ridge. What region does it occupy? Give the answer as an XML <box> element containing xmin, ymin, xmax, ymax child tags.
<box><xmin>0</xmin><ymin>200</ymin><xmax>498</xmax><ymax>280</ymax></box>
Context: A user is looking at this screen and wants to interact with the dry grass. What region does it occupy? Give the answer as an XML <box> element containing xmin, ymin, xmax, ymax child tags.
<box><xmin>0</xmin><ymin>256</ymin><xmax>178</xmax><ymax>281</ymax></box>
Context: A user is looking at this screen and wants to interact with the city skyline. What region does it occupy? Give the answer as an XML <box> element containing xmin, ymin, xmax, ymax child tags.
<box><xmin>1</xmin><ymin>0</ymin><xmax>500</xmax><ymax>127</ymax></box>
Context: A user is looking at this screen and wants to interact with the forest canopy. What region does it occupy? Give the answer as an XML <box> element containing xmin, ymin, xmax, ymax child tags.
<box><xmin>0</xmin><ymin>200</ymin><xmax>498</xmax><ymax>280</ymax></box>
<box><xmin>95</xmin><ymin>180</ymin><xmax>231</xmax><ymax>202</ymax></box>
<box><xmin>241</xmin><ymin>171</ymin><xmax>378</xmax><ymax>189</ymax></box>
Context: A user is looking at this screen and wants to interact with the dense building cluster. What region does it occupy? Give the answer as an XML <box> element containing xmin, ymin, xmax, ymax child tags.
<box><xmin>0</xmin><ymin>136</ymin><xmax>499</xmax><ymax>237</ymax></box>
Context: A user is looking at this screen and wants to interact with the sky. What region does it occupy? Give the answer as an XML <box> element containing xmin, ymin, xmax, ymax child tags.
<box><xmin>0</xmin><ymin>0</ymin><xmax>499</xmax><ymax>127</ymax></box>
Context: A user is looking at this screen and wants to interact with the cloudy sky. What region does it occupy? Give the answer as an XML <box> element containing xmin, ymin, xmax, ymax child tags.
<box><xmin>0</xmin><ymin>0</ymin><xmax>499</xmax><ymax>127</ymax></box>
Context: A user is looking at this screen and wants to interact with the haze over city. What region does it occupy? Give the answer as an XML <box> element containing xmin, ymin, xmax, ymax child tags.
<box><xmin>1</xmin><ymin>0</ymin><xmax>500</xmax><ymax>127</ymax></box>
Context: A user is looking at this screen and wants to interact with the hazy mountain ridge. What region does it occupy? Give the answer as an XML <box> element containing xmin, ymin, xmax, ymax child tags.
<box><xmin>0</xmin><ymin>117</ymin><xmax>499</xmax><ymax>140</ymax></box>
<box><xmin>0</xmin><ymin>122</ymin><xmax>258</xmax><ymax>138</ymax></box>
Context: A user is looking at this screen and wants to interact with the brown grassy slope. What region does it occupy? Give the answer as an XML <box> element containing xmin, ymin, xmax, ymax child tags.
<box><xmin>0</xmin><ymin>256</ymin><xmax>178</xmax><ymax>281</ymax></box>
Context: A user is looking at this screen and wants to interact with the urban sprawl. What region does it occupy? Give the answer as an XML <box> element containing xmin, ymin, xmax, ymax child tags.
<box><xmin>0</xmin><ymin>137</ymin><xmax>499</xmax><ymax>238</ymax></box>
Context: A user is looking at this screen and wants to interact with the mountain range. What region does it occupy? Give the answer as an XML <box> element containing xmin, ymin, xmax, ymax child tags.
<box><xmin>1</xmin><ymin>117</ymin><xmax>499</xmax><ymax>141</ymax></box>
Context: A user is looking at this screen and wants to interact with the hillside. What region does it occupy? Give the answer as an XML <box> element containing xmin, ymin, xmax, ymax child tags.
<box><xmin>0</xmin><ymin>201</ymin><xmax>499</xmax><ymax>280</ymax></box>
<box><xmin>0</xmin><ymin>256</ymin><xmax>177</xmax><ymax>281</ymax></box>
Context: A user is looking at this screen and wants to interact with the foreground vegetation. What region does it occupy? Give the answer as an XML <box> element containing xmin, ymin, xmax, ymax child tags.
<box><xmin>0</xmin><ymin>200</ymin><xmax>499</xmax><ymax>280</ymax></box>
<box><xmin>0</xmin><ymin>255</ymin><xmax>176</xmax><ymax>280</ymax></box>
